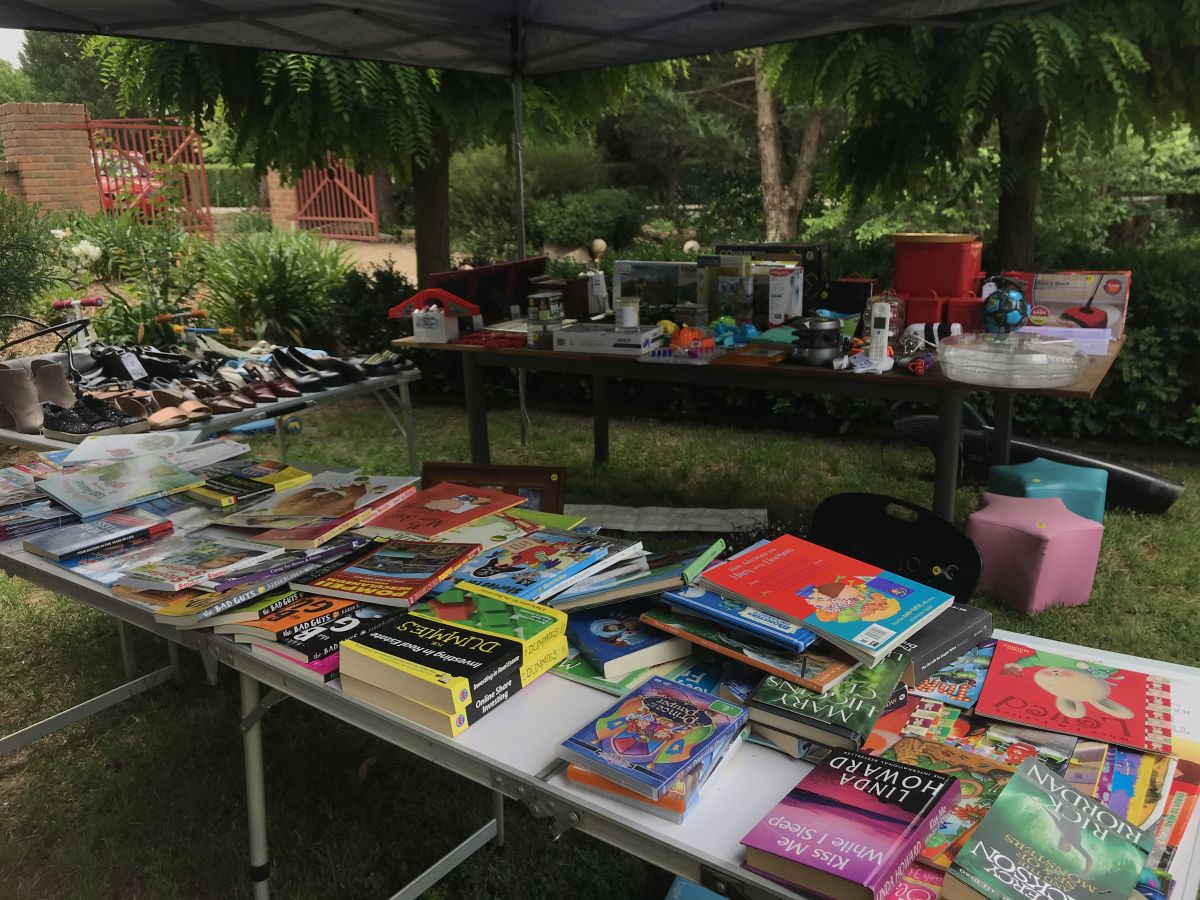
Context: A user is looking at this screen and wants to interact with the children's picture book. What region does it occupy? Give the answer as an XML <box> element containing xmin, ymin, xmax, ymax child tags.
<box><xmin>253</xmin><ymin>480</ymin><xmax>420</xmax><ymax>549</ymax></box>
<box><xmin>360</xmin><ymin>511</ymin><xmax>534</xmax><ymax>547</ymax></box>
<box><xmin>896</xmin><ymin>604</ymin><xmax>993</xmax><ymax>686</ymax></box>
<box><xmin>884</xmin><ymin>737</ymin><xmax>1019</xmax><ymax>870</ymax></box>
<box><xmin>1064</xmin><ymin>740</ymin><xmax>1109</xmax><ymax>796</ymax></box>
<box><xmin>740</xmin><ymin>749</ymin><xmax>960</xmax><ymax>900</ymax></box>
<box><xmin>747</xmin><ymin>654</ymin><xmax>907</xmax><ymax>751</ymax></box>
<box><xmin>199</xmin><ymin>537</ymin><xmax>368</xmax><ymax>593</ymax></box>
<box><xmin>114</xmin><ymin>534</ymin><xmax>284</xmax><ymax>592</ymax></box>
<box><xmin>557</xmin><ymin>675</ymin><xmax>747</xmax><ymax>800</ymax></box>
<box><xmin>291</xmin><ymin>539</ymin><xmax>481</xmax><ymax>606</ymax></box>
<box><xmin>697</xmin><ymin>534</ymin><xmax>954</xmax><ymax>665</ymax></box>
<box><xmin>860</xmin><ymin>684</ymin><xmax>921</xmax><ymax>756</ymax></box>
<box><xmin>661</xmin><ymin>583</ymin><xmax>818</xmax><ymax>653</ymax></box>
<box><xmin>974</xmin><ymin>640</ymin><xmax>1173</xmax><ymax>755</ymax></box>
<box><xmin>550</xmin><ymin>642</ymin><xmax>675</xmax><ymax>695</ymax></box>
<box><xmin>364</xmin><ymin>481</ymin><xmax>526</xmax><ymax>539</ymax></box>
<box><xmin>943</xmin><ymin>759</ymin><xmax>1154</xmax><ymax>900</ymax></box>
<box><xmin>224</xmin><ymin>473</ymin><xmax>418</xmax><ymax>526</ymax></box>
<box><xmin>640</xmin><ymin>605</ymin><xmax>856</xmax><ymax>693</ymax></box>
<box><xmin>984</xmin><ymin>723</ymin><xmax>1077</xmax><ymax>774</ymax></box>
<box><xmin>37</xmin><ymin>455</ymin><xmax>204</xmax><ymax>518</ymax></box>
<box><xmin>911</xmin><ymin>640</ymin><xmax>996</xmax><ymax>709</ymax></box>
<box><xmin>187</xmin><ymin>460</ymin><xmax>312</xmax><ymax>507</ymax></box>
<box><xmin>62</xmin><ymin>431</ymin><xmax>200</xmax><ymax>465</ymax></box>
<box><xmin>548</xmin><ymin>541</ymin><xmax>726</xmax><ymax>611</ymax></box>
<box><xmin>567</xmin><ymin>598</ymin><xmax>692</xmax><ymax>679</ymax></box>
<box><xmin>23</xmin><ymin>507</ymin><xmax>172</xmax><ymax>562</ymax></box>
<box><xmin>451</xmin><ymin>529</ymin><xmax>643</xmax><ymax>602</ymax></box>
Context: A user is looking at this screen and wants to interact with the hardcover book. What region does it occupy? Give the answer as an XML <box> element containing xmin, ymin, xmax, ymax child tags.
<box><xmin>697</xmin><ymin>534</ymin><xmax>954</xmax><ymax>664</ymax></box>
<box><xmin>364</xmin><ymin>480</ymin><xmax>526</xmax><ymax>538</ymax></box>
<box><xmin>23</xmin><ymin>507</ymin><xmax>172</xmax><ymax>562</ymax></box>
<box><xmin>37</xmin><ymin>455</ymin><xmax>204</xmax><ymax>518</ymax></box>
<box><xmin>409</xmin><ymin>583</ymin><xmax>566</xmax><ymax>658</ymax></box>
<box><xmin>661</xmin><ymin>583</ymin><xmax>818</xmax><ymax>653</ymax></box>
<box><xmin>747</xmin><ymin>653</ymin><xmax>906</xmax><ymax>750</ymax></box>
<box><xmin>114</xmin><ymin>534</ymin><xmax>284</xmax><ymax>592</ymax></box>
<box><xmin>567</xmin><ymin>598</ymin><xmax>692</xmax><ymax>679</ymax></box>
<box><xmin>896</xmin><ymin>604</ymin><xmax>993</xmax><ymax>686</ymax></box>
<box><xmin>974</xmin><ymin>640</ymin><xmax>1173</xmax><ymax>754</ymax></box>
<box><xmin>291</xmin><ymin>539</ymin><xmax>481</xmax><ymax>606</ymax></box>
<box><xmin>548</xmin><ymin>541</ymin><xmax>726</xmax><ymax>611</ymax></box>
<box><xmin>910</xmin><ymin>640</ymin><xmax>996</xmax><ymax>710</ymax></box>
<box><xmin>741</xmin><ymin>749</ymin><xmax>960</xmax><ymax>900</ymax></box>
<box><xmin>187</xmin><ymin>460</ymin><xmax>312</xmax><ymax>507</ymax></box>
<box><xmin>943</xmin><ymin>759</ymin><xmax>1154</xmax><ymax>900</ymax></box>
<box><xmin>557</xmin><ymin>675</ymin><xmax>747</xmax><ymax>800</ymax></box>
<box><xmin>640</xmin><ymin>605</ymin><xmax>856</xmax><ymax>693</ymax></box>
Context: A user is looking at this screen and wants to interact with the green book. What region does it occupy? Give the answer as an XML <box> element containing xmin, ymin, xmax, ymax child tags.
<box><xmin>746</xmin><ymin>652</ymin><xmax>905</xmax><ymax>750</ymax></box>
<box><xmin>550</xmin><ymin>643</ymin><xmax>667</xmax><ymax>695</ymax></box>
<box><xmin>942</xmin><ymin>758</ymin><xmax>1153</xmax><ymax>900</ymax></box>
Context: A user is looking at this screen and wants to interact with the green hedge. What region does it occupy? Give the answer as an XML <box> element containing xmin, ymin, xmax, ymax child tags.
<box><xmin>206</xmin><ymin>163</ymin><xmax>260</xmax><ymax>208</ymax></box>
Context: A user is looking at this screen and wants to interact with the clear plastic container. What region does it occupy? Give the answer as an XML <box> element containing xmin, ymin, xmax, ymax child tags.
<box><xmin>937</xmin><ymin>333</ymin><xmax>1088</xmax><ymax>388</ymax></box>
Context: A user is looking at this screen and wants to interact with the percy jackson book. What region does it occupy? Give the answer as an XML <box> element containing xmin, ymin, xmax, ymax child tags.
<box><xmin>741</xmin><ymin>749</ymin><xmax>960</xmax><ymax>900</ymax></box>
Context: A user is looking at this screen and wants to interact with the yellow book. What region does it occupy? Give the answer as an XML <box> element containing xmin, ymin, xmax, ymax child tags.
<box><xmin>408</xmin><ymin>582</ymin><xmax>567</xmax><ymax>658</ymax></box>
<box><xmin>187</xmin><ymin>463</ymin><xmax>312</xmax><ymax>508</ymax></box>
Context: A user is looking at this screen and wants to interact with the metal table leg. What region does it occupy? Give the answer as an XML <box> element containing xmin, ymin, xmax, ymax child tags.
<box><xmin>239</xmin><ymin>673</ymin><xmax>271</xmax><ymax>900</ymax></box>
<box><xmin>462</xmin><ymin>353</ymin><xmax>490</xmax><ymax>464</ymax></box>
<box><xmin>593</xmin><ymin>374</ymin><xmax>609</xmax><ymax>465</ymax></box>
<box><xmin>397</xmin><ymin>381</ymin><xmax>420</xmax><ymax>476</ymax></box>
<box><xmin>493</xmin><ymin>790</ymin><xmax>506</xmax><ymax>848</ymax></box>
<box><xmin>932</xmin><ymin>389</ymin><xmax>965</xmax><ymax>521</ymax></box>
<box><xmin>168</xmin><ymin>641</ymin><xmax>183</xmax><ymax>683</ymax></box>
<box><xmin>992</xmin><ymin>392</ymin><xmax>1015</xmax><ymax>466</ymax></box>
<box><xmin>117</xmin><ymin>620</ymin><xmax>138</xmax><ymax>680</ymax></box>
<box><xmin>273</xmin><ymin>416</ymin><xmax>288</xmax><ymax>463</ymax></box>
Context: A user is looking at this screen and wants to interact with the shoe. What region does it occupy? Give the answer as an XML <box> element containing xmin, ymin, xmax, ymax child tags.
<box><xmin>150</xmin><ymin>389</ymin><xmax>212</xmax><ymax>422</ymax></box>
<box><xmin>77</xmin><ymin>394</ymin><xmax>149</xmax><ymax>434</ymax></box>
<box><xmin>0</xmin><ymin>363</ymin><xmax>43</xmax><ymax>434</ymax></box>
<box><xmin>41</xmin><ymin>402</ymin><xmax>118</xmax><ymax>442</ymax></box>
<box><xmin>270</xmin><ymin>351</ymin><xmax>325</xmax><ymax>392</ymax></box>
<box><xmin>280</xmin><ymin>348</ymin><xmax>343</xmax><ymax>387</ymax></box>
<box><xmin>290</xmin><ymin>347</ymin><xmax>365</xmax><ymax>382</ymax></box>
<box><xmin>244</xmin><ymin>361</ymin><xmax>301</xmax><ymax>398</ymax></box>
<box><xmin>30</xmin><ymin>359</ymin><xmax>78</xmax><ymax>408</ymax></box>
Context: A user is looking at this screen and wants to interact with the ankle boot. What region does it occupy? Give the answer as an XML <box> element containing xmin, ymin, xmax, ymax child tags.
<box><xmin>0</xmin><ymin>363</ymin><xmax>43</xmax><ymax>434</ymax></box>
<box><xmin>30</xmin><ymin>359</ymin><xmax>78</xmax><ymax>408</ymax></box>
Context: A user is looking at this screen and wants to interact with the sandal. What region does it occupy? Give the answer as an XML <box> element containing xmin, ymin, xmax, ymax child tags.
<box><xmin>151</xmin><ymin>389</ymin><xmax>212</xmax><ymax>422</ymax></box>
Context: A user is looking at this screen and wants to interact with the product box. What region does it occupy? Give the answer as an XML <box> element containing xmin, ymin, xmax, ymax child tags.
<box><xmin>413</xmin><ymin>309</ymin><xmax>459</xmax><ymax>343</ymax></box>
<box><xmin>611</xmin><ymin>261</ymin><xmax>698</xmax><ymax>308</ymax></box>
<box><xmin>697</xmin><ymin>254</ymin><xmax>751</xmax><ymax>315</ymax></box>
<box><xmin>751</xmin><ymin>264</ymin><xmax>804</xmax><ymax>325</ymax></box>
<box><xmin>553</xmin><ymin>323</ymin><xmax>664</xmax><ymax>356</ymax></box>
<box><xmin>1029</xmin><ymin>270</ymin><xmax>1131</xmax><ymax>338</ymax></box>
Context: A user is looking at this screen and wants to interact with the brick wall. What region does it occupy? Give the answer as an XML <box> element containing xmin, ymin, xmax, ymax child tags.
<box><xmin>265</xmin><ymin>171</ymin><xmax>297</xmax><ymax>231</ymax></box>
<box><xmin>0</xmin><ymin>161</ymin><xmax>20</xmax><ymax>200</ymax></box>
<box><xmin>0</xmin><ymin>102</ymin><xmax>101</xmax><ymax>212</ymax></box>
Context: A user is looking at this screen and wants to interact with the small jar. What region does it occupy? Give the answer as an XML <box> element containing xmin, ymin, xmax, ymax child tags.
<box><xmin>674</xmin><ymin>302</ymin><xmax>707</xmax><ymax>327</ymax></box>
<box><xmin>527</xmin><ymin>290</ymin><xmax>563</xmax><ymax>322</ymax></box>
<box><xmin>614</xmin><ymin>296</ymin><xmax>640</xmax><ymax>332</ymax></box>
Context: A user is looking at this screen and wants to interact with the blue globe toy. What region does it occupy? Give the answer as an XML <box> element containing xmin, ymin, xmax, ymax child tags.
<box><xmin>982</xmin><ymin>280</ymin><xmax>1031</xmax><ymax>334</ymax></box>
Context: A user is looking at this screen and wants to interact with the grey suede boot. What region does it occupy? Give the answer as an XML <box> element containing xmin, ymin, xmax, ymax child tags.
<box><xmin>0</xmin><ymin>363</ymin><xmax>44</xmax><ymax>434</ymax></box>
<box><xmin>30</xmin><ymin>359</ymin><xmax>78</xmax><ymax>408</ymax></box>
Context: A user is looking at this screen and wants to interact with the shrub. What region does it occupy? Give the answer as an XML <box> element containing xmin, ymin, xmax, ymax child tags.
<box><xmin>206</xmin><ymin>163</ymin><xmax>261</xmax><ymax>208</ymax></box>
<box><xmin>228</xmin><ymin>209</ymin><xmax>273</xmax><ymax>234</ymax></box>
<box><xmin>532</xmin><ymin>188</ymin><xmax>645</xmax><ymax>250</ymax></box>
<box><xmin>329</xmin><ymin>260</ymin><xmax>417</xmax><ymax>352</ymax></box>
<box><xmin>202</xmin><ymin>231</ymin><xmax>350</xmax><ymax>347</ymax></box>
<box><xmin>0</xmin><ymin>194</ymin><xmax>59</xmax><ymax>336</ymax></box>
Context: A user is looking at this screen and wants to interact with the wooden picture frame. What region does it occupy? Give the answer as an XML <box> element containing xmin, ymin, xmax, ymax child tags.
<box><xmin>420</xmin><ymin>462</ymin><xmax>566</xmax><ymax>514</ymax></box>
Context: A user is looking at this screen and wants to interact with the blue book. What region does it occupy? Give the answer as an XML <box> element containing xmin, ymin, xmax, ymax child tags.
<box><xmin>566</xmin><ymin>598</ymin><xmax>692</xmax><ymax>678</ymax></box>
<box><xmin>665</xmin><ymin>877</ymin><xmax>725</xmax><ymax>900</ymax></box>
<box><xmin>662</xmin><ymin>584</ymin><xmax>818</xmax><ymax>653</ymax></box>
<box><xmin>558</xmin><ymin>675</ymin><xmax>748</xmax><ymax>799</ymax></box>
<box><xmin>548</xmin><ymin>541</ymin><xmax>725</xmax><ymax>612</ymax></box>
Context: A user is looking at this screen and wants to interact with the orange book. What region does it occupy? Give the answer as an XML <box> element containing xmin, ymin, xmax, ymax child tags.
<box><xmin>213</xmin><ymin>595</ymin><xmax>361</xmax><ymax>642</ymax></box>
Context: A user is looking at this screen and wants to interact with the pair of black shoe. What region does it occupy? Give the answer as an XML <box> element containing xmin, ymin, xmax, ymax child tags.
<box><xmin>41</xmin><ymin>395</ymin><xmax>148</xmax><ymax>443</ymax></box>
<box><xmin>270</xmin><ymin>348</ymin><xmax>366</xmax><ymax>392</ymax></box>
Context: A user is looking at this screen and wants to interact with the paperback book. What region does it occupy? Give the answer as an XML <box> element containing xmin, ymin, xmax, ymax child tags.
<box><xmin>223</xmin><ymin>473</ymin><xmax>418</xmax><ymax>527</ymax></box>
<box><xmin>943</xmin><ymin>759</ymin><xmax>1154</xmax><ymax>900</ymax></box>
<box><xmin>360</xmin><ymin>511</ymin><xmax>534</xmax><ymax>547</ymax></box>
<box><xmin>215</xmin><ymin>594</ymin><xmax>362</xmax><ymax>642</ymax></box>
<box><xmin>547</xmin><ymin>541</ymin><xmax>725</xmax><ymax>611</ymax></box>
<box><xmin>740</xmin><ymin>749</ymin><xmax>960</xmax><ymax>900</ymax></box>
<box><xmin>198</xmin><ymin>537</ymin><xmax>368</xmax><ymax>593</ymax></box>
<box><xmin>895</xmin><ymin>604</ymin><xmax>993</xmax><ymax>686</ymax></box>
<box><xmin>697</xmin><ymin>534</ymin><xmax>954</xmax><ymax>665</ymax></box>
<box><xmin>250</xmin><ymin>604</ymin><xmax>399</xmax><ymax>663</ymax></box>
<box><xmin>557</xmin><ymin>675</ymin><xmax>747</xmax><ymax>800</ymax></box>
<box><xmin>661</xmin><ymin>583</ymin><xmax>818</xmax><ymax>653</ymax></box>
<box><xmin>567</xmin><ymin>598</ymin><xmax>691</xmax><ymax>679</ymax></box>
<box><xmin>409</xmin><ymin>583</ymin><xmax>566</xmax><ymax>659</ymax></box>
<box><xmin>152</xmin><ymin>586</ymin><xmax>301</xmax><ymax>630</ymax></box>
<box><xmin>251</xmin><ymin>644</ymin><xmax>342</xmax><ymax>684</ymax></box>
<box><xmin>187</xmin><ymin>460</ymin><xmax>312</xmax><ymax>507</ymax></box>
<box><xmin>291</xmin><ymin>539</ymin><xmax>481</xmax><ymax>606</ymax></box>
<box><xmin>37</xmin><ymin>455</ymin><xmax>204</xmax><ymax>518</ymax></box>
<box><xmin>974</xmin><ymin>640</ymin><xmax>1173</xmax><ymax>754</ymax></box>
<box><xmin>550</xmin><ymin>642</ymin><xmax>673</xmax><ymax>696</ymax></box>
<box><xmin>747</xmin><ymin>653</ymin><xmax>907</xmax><ymax>750</ymax></box>
<box><xmin>114</xmin><ymin>534</ymin><xmax>284</xmax><ymax>592</ymax></box>
<box><xmin>910</xmin><ymin>640</ymin><xmax>996</xmax><ymax>710</ymax></box>
<box><xmin>365</xmin><ymin>481</ymin><xmax>527</xmax><ymax>538</ymax></box>
<box><xmin>0</xmin><ymin>501</ymin><xmax>78</xmax><ymax>539</ymax></box>
<box><xmin>61</xmin><ymin>432</ymin><xmax>199</xmax><ymax>465</ymax></box>
<box><xmin>23</xmin><ymin>507</ymin><xmax>172</xmax><ymax>562</ymax></box>
<box><xmin>0</xmin><ymin>467</ymin><xmax>46</xmax><ymax>511</ymax></box>
<box><xmin>251</xmin><ymin>479</ymin><xmax>420</xmax><ymax>549</ymax></box>
<box><xmin>640</xmin><ymin>605</ymin><xmax>856</xmax><ymax>693</ymax></box>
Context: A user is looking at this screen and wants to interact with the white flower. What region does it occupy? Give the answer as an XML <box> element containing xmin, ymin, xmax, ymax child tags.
<box><xmin>70</xmin><ymin>240</ymin><xmax>102</xmax><ymax>265</ymax></box>
<box><xmin>50</xmin><ymin>228</ymin><xmax>67</xmax><ymax>239</ymax></box>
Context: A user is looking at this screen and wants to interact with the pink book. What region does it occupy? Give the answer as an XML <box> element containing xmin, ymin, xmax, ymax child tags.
<box><xmin>253</xmin><ymin>645</ymin><xmax>340</xmax><ymax>683</ymax></box>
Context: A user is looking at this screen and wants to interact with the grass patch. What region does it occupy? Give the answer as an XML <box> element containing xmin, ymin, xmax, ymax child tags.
<box><xmin>0</xmin><ymin>398</ymin><xmax>1196</xmax><ymax>898</ymax></box>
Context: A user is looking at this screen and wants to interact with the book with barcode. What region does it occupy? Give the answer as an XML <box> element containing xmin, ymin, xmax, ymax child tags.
<box><xmin>187</xmin><ymin>460</ymin><xmax>312</xmax><ymax>507</ymax></box>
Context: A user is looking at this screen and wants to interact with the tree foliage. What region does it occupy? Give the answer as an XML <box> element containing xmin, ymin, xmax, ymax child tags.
<box><xmin>20</xmin><ymin>32</ymin><xmax>123</xmax><ymax>117</ymax></box>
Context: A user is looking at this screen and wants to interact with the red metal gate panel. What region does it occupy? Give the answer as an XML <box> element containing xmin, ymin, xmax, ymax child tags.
<box><xmin>294</xmin><ymin>159</ymin><xmax>378</xmax><ymax>241</ymax></box>
<box><xmin>87</xmin><ymin>118</ymin><xmax>214</xmax><ymax>238</ymax></box>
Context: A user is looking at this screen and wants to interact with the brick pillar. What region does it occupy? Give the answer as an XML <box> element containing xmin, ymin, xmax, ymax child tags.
<box><xmin>0</xmin><ymin>161</ymin><xmax>21</xmax><ymax>200</ymax></box>
<box><xmin>265</xmin><ymin>171</ymin><xmax>298</xmax><ymax>231</ymax></box>
<box><xmin>0</xmin><ymin>103</ymin><xmax>101</xmax><ymax>212</ymax></box>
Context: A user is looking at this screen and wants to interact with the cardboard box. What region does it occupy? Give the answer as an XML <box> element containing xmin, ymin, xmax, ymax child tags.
<box><xmin>612</xmin><ymin>261</ymin><xmax>698</xmax><ymax>308</ymax></box>
<box><xmin>755</xmin><ymin>264</ymin><xmax>804</xmax><ymax>324</ymax></box>
<box><xmin>413</xmin><ymin>309</ymin><xmax>459</xmax><ymax>343</ymax></box>
<box><xmin>553</xmin><ymin>323</ymin><xmax>664</xmax><ymax>356</ymax></box>
<box><xmin>1029</xmin><ymin>270</ymin><xmax>1131</xmax><ymax>338</ymax></box>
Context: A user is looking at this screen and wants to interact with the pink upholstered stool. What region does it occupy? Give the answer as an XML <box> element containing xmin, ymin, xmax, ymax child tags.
<box><xmin>965</xmin><ymin>492</ymin><xmax>1104</xmax><ymax>614</ymax></box>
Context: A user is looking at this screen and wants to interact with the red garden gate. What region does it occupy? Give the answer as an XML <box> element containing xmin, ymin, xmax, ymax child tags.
<box><xmin>294</xmin><ymin>158</ymin><xmax>378</xmax><ymax>240</ymax></box>
<box><xmin>87</xmin><ymin>118</ymin><xmax>214</xmax><ymax>238</ymax></box>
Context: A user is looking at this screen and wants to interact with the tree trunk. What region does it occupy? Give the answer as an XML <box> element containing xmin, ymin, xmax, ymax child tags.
<box><xmin>996</xmin><ymin>106</ymin><xmax>1047</xmax><ymax>270</ymax></box>
<box><xmin>372</xmin><ymin>166</ymin><xmax>402</xmax><ymax>230</ymax></box>
<box><xmin>412</xmin><ymin>126</ymin><xmax>451</xmax><ymax>287</ymax></box>
<box><xmin>753</xmin><ymin>49</ymin><xmax>822</xmax><ymax>242</ymax></box>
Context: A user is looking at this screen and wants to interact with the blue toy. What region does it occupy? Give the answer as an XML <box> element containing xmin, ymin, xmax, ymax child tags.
<box><xmin>982</xmin><ymin>276</ymin><xmax>1031</xmax><ymax>334</ymax></box>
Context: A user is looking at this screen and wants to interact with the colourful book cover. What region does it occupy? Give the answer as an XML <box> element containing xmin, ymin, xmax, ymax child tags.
<box><xmin>983</xmin><ymin>723</ymin><xmax>1077</xmax><ymax>774</ymax></box>
<box><xmin>747</xmin><ymin>654</ymin><xmax>906</xmax><ymax>750</ymax></box>
<box><xmin>698</xmin><ymin>535</ymin><xmax>953</xmax><ymax>662</ymax></box>
<box><xmin>187</xmin><ymin>460</ymin><xmax>312</xmax><ymax>507</ymax></box>
<box><xmin>548</xmin><ymin>542</ymin><xmax>724</xmax><ymax>610</ymax></box>
<box><xmin>883</xmin><ymin>864</ymin><xmax>943</xmax><ymax>900</ymax></box>
<box><xmin>1064</xmin><ymin>741</ymin><xmax>1109</xmax><ymax>796</ymax></box>
<box><xmin>974</xmin><ymin>640</ymin><xmax>1173</xmax><ymax>755</ymax></box>
<box><xmin>641</xmin><ymin>605</ymin><xmax>857</xmax><ymax>693</ymax></box>
<box><xmin>363</xmin><ymin>511</ymin><xmax>535</xmax><ymax>547</ymax></box>
<box><xmin>567</xmin><ymin>598</ymin><xmax>691</xmax><ymax>678</ymax></box>
<box><xmin>292</xmin><ymin>539</ymin><xmax>480</xmax><ymax>605</ymax></box>
<box><xmin>662</xmin><ymin>583</ymin><xmax>818</xmax><ymax>653</ymax></box>
<box><xmin>22</xmin><ymin>507</ymin><xmax>172</xmax><ymax>561</ymax></box>
<box><xmin>557</xmin><ymin>675</ymin><xmax>747</xmax><ymax>800</ymax></box>
<box><xmin>740</xmin><ymin>749</ymin><xmax>960</xmax><ymax>900</ymax></box>
<box><xmin>660</xmin><ymin>655</ymin><xmax>761</xmax><ymax>701</ymax></box>
<box><xmin>945</xmin><ymin>759</ymin><xmax>1154</xmax><ymax>900</ymax></box>
<box><xmin>409</xmin><ymin>582</ymin><xmax>566</xmax><ymax>658</ymax></box>
<box><xmin>253</xmin><ymin>481</ymin><xmax>419</xmax><ymax>549</ymax></box>
<box><xmin>252</xmin><ymin>644</ymin><xmax>341</xmax><ymax>683</ymax></box>
<box><xmin>861</xmin><ymin>684</ymin><xmax>922</xmax><ymax>757</ymax></box>
<box><xmin>0</xmin><ymin>466</ymin><xmax>45</xmax><ymax>510</ymax></box>
<box><xmin>884</xmin><ymin>737</ymin><xmax>1018</xmax><ymax>870</ymax></box>
<box><xmin>37</xmin><ymin>455</ymin><xmax>204</xmax><ymax>518</ymax></box>
<box><xmin>910</xmin><ymin>640</ymin><xmax>996</xmax><ymax>709</ymax></box>
<box><xmin>216</xmin><ymin>595</ymin><xmax>362</xmax><ymax>641</ymax></box>
<box><xmin>365</xmin><ymin>481</ymin><xmax>526</xmax><ymax>538</ymax></box>
<box><xmin>114</xmin><ymin>534</ymin><xmax>284</xmax><ymax>592</ymax></box>
<box><xmin>266</xmin><ymin>604</ymin><xmax>398</xmax><ymax>662</ymax></box>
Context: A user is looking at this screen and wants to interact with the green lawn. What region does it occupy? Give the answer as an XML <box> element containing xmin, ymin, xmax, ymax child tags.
<box><xmin>0</xmin><ymin>399</ymin><xmax>1196</xmax><ymax>899</ymax></box>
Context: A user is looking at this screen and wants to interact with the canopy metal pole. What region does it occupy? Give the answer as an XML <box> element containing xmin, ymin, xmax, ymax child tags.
<box><xmin>511</xmin><ymin>72</ymin><xmax>527</xmax><ymax>260</ymax></box>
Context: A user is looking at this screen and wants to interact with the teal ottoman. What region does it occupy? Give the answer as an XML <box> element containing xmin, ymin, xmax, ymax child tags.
<box><xmin>986</xmin><ymin>457</ymin><xmax>1108</xmax><ymax>523</ymax></box>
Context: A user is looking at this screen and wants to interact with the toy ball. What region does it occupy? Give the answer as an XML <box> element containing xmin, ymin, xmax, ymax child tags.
<box><xmin>590</xmin><ymin>238</ymin><xmax>607</xmax><ymax>258</ymax></box>
<box><xmin>657</xmin><ymin>320</ymin><xmax>678</xmax><ymax>336</ymax></box>
<box><xmin>983</xmin><ymin>286</ymin><xmax>1031</xmax><ymax>334</ymax></box>
<box><xmin>671</xmin><ymin>326</ymin><xmax>705</xmax><ymax>349</ymax></box>
<box><xmin>682</xmin><ymin>240</ymin><xmax>700</xmax><ymax>254</ymax></box>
